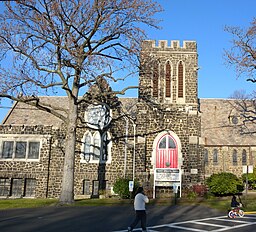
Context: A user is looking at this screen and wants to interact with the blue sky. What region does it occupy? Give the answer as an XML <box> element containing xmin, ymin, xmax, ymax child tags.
<box><xmin>151</xmin><ymin>0</ymin><xmax>256</xmax><ymax>99</ymax></box>
<box><xmin>0</xmin><ymin>0</ymin><xmax>255</xmax><ymax>122</ymax></box>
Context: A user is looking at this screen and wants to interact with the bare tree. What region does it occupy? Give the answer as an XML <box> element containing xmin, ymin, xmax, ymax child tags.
<box><xmin>229</xmin><ymin>90</ymin><xmax>256</xmax><ymax>134</ymax></box>
<box><xmin>224</xmin><ymin>18</ymin><xmax>256</xmax><ymax>83</ymax></box>
<box><xmin>225</xmin><ymin>18</ymin><xmax>256</xmax><ymax>134</ymax></box>
<box><xmin>0</xmin><ymin>0</ymin><xmax>162</xmax><ymax>204</ymax></box>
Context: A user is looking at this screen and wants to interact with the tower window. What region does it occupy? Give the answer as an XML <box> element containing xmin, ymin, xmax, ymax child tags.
<box><xmin>153</xmin><ymin>62</ymin><xmax>159</xmax><ymax>97</ymax></box>
<box><xmin>165</xmin><ymin>61</ymin><xmax>171</xmax><ymax>97</ymax></box>
<box><xmin>178</xmin><ymin>61</ymin><xmax>184</xmax><ymax>98</ymax></box>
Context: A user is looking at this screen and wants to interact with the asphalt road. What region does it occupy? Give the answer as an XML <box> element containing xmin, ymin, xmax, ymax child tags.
<box><xmin>0</xmin><ymin>204</ymin><xmax>255</xmax><ymax>232</ymax></box>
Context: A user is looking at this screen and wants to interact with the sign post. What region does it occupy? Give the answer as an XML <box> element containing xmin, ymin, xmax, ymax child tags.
<box><xmin>154</xmin><ymin>168</ymin><xmax>181</xmax><ymax>198</ymax></box>
<box><xmin>129</xmin><ymin>180</ymin><xmax>134</xmax><ymax>200</ymax></box>
<box><xmin>243</xmin><ymin>165</ymin><xmax>253</xmax><ymax>205</ymax></box>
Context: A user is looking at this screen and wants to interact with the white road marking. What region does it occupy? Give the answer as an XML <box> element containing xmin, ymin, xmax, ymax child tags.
<box><xmin>112</xmin><ymin>214</ymin><xmax>256</xmax><ymax>232</ymax></box>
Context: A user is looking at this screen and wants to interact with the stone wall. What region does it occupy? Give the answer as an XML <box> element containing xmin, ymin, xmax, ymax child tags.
<box><xmin>0</xmin><ymin>125</ymin><xmax>65</xmax><ymax>198</ymax></box>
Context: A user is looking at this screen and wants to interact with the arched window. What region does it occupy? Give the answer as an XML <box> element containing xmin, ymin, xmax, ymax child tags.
<box><xmin>232</xmin><ymin>149</ymin><xmax>238</xmax><ymax>166</ymax></box>
<box><xmin>165</xmin><ymin>61</ymin><xmax>171</xmax><ymax>97</ymax></box>
<box><xmin>81</xmin><ymin>131</ymin><xmax>111</xmax><ymax>163</ymax></box>
<box><xmin>242</xmin><ymin>149</ymin><xmax>247</xmax><ymax>165</ymax></box>
<box><xmin>178</xmin><ymin>61</ymin><xmax>184</xmax><ymax>98</ymax></box>
<box><xmin>92</xmin><ymin>132</ymin><xmax>101</xmax><ymax>161</ymax></box>
<box><xmin>84</xmin><ymin>132</ymin><xmax>92</xmax><ymax>155</ymax></box>
<box><xmin>153</xmin><ymin>62</ymin><xmax>159</xmax><ymax>97</ymax></box>
<box><xmin>204</xmin><ymin>149</ymin><xmax>208</xmax><ymax>166</ymax></box>
<box><xmin>213</xmin><ymin>149</ymin><xmax>218</xmax><ymax>165</ymax></box>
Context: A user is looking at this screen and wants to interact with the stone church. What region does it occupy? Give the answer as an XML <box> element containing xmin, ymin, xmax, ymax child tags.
<box><xmin>0</xmin><ymin>39</ymin><xmax>255</xmax><ymax>199</ymax></box>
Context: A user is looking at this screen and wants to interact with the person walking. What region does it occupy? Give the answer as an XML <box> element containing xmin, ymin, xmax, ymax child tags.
<box><xmin>128</xmin><ymin>186</ymin><xmax>149</xmax><ymax>232</ymax></box>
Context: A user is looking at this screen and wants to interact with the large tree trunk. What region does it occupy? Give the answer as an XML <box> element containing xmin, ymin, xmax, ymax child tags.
<box><xmin>59</xmin><ymin>100</ymin><xmax>78</xmax><ymax>204</ymax></box>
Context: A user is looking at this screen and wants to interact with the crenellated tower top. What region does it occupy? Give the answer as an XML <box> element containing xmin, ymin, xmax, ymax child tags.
<box><xmin>141</xmin><ymin>40</ymin><xmax>197</xmax><ymax>52</ymax></box>
<box><xmin>139</xmin><ymin>39</ymin><xmax>198</xmax><ymax>105</ymax></box>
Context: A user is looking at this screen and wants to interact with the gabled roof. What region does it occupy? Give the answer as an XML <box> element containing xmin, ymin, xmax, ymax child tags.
<box><xmin>200</xmin><ymin>98</ymin><xmax>256</xmax><ymax>146</ymax></box>
<box><xmin>2</xmin><ymin>97</ymin><xmax>256</xmax><ymax>146</ymax></box>
<box><xmin>2</xmin><ymin>96</ymin><xmax>137</xmax><ymax>127</ymax></box>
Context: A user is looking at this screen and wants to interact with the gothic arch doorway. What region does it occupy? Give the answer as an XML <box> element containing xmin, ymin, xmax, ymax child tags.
<box><xmin>156</xmin><ymin>134</ymin><xmax>178</xmax><ymax>168</ymax></box>
<box><xmin>152</xmin><ymin>131</ymin><xmax>182</xmax><ymax>169</ymax></box>
<box><xmin>152</xmin><ymin>131</ymin><xmax>182</xmax><ymax>198</ymax></box>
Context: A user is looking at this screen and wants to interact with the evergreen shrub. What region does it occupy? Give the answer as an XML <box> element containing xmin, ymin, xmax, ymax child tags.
<box><xmin>113</xmin><ymin>177</ymin><xmax>140</xmax><ymax>199</ymax></box>
<box><xmin>206</xmin><ymin>172</ymin><xmax>244</xmax><ymax>196</ymax></box>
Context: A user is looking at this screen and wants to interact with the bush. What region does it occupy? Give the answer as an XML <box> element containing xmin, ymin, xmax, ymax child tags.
<box><xmin>242</xmin><ymin>167</ymin><xmax>256</xmax><ymax>190</ymax></box>
<box><xmin>113</xmin><ymin>177</ymin><xmax>140</xmax><ymax>199</ymax></box>
<box><xmin>192</xmin><ymin>184</ymin><xmax>208</xmax><ymax>197</ymax></box>
<box><xmin>206</xmin><ymin>172</ymin><xmax>244</xmax><ymax>196</ymax></box>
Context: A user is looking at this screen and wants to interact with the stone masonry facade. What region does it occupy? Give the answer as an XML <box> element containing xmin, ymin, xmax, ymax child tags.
<box><xmin>0</xmin><ymin>39</ymin><xmax>256</xmax><ymax>199</ymax></box>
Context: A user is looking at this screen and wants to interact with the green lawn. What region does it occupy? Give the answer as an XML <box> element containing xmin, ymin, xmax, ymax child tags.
<box><xmin>1</xmin><ymin>195</ymin><xmax>256</xmax><ymax>212</ymax></box>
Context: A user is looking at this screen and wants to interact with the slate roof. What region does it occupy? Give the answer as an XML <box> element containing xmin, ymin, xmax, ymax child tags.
<box><xmin>200</xmin><ymin>98</ymin><xmax>256</xmax><ymax>146</ymax></box>
<box><xmin>1</xmin><ymin>96</ymin><xmax>138</xmax><ymax>127</ymax></box>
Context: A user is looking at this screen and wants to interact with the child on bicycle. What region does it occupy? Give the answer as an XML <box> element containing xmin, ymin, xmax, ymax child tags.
<box><xmin>231</xmin><ymin>195</ymin><xmax>240</xmax><ymax>212</ymax></box>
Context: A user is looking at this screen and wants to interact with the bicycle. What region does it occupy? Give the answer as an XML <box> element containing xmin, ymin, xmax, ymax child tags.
<box><xmin>228</xmin><ymin>206</ymin><xmax>244</xmax><ymax>218</ymax></box>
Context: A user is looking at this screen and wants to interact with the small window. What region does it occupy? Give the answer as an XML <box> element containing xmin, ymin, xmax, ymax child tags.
<box><xmin>2</xmin><ymin>141</ymin><xmax>14</xmax><ymax>158</ymax></box>
<box><xmin>213</xmin><ymin>149</ymin><xmax>218</xmax><ymax>165</ymax></box>
<box><xmin>28</xmin><ymin>142</ymin><xmax>40</xmax><ymax>159</ymax></box>
<box><xmin>11</xmin><ymin>178</ymin><xmax>23</xmax><ymax>197</ymax></box>
<box><xmin>92</xmin><ymin>180</ymin><xmax>99</xmax><ymax>196</ymax></box>
<box><xmin>83</xmin><ymin>180</ymin><xmax>91</xmax><ymax>195</ymax></box>
<box><xmin>15</xmin><ymin>142</ymin><xmax>27</xmax><ymax>159</ymax></box>
<box><xmin>0</xmin><ymin>178</ymin><xmax>10</xmax><ymax>196</ymax></box>
<box><xmin>24</xmin><ymin>178</ymin><xmax>36</xmax><ymax>197</ymax></box>
<box><xmin>242</xmin><ymin>149</ymin><xmax>247</xmax><ymax>165</ymax></box>
<box><xmin>92</xmin><ymin>133</ymin><xmax>100</xmax><ymax>161</ymax></box>
<box><xmin>233</xmin><ymin>149</ymin><xmax>238</xmax><ymax>166</ymax></box>
<box><xmin>204</xmin><ymin>149</ymin><xmax>208</xmax><ymax>166</ymax></box>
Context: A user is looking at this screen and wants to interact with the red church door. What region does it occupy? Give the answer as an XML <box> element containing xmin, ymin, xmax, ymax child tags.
<box><xmin>156</xmin><ymin>134</ymin><xmax>178</xmax><ymax>168</ymax></box>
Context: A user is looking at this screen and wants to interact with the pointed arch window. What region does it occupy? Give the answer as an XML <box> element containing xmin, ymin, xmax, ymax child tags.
<box><xmin>92</xmin><ymin>132</ymin><xmax>101</xmax><ymax>161</ymax></box>
<box><xmin>178</xmin><ymin>61</ymin><xmax>184</xmax><ymax>98</ymax></box>
<box><xmin>242</xmin><ymin>149</ymin><xmax>247</xmax><ymax>165</ymax></box>
<box><xmin>213</xmin><ymin>149</ymin><xmax>218</xmax><ymax>165</ymax></box>
<box><xmin>84</xmin><ymin>132</ymin><xmax>92</xmax><ymax>154</ymax></box>
<box><xmin>165</xmin><ymin>61</ymin><xmax>171</xmax><ymax>97</ymax></box>
<box><xmin>204</xmin><ymin>149</ymin><xmax>208</xmax><ymax>166</ymax></box>
<box><xmin>153</xmin><ymin>62</ymin><xmax>159</xmax><ymax>97</ymax></box>
<box><xmin>233</xmin><ymin>149</ymin><xmax>238</xmax><ymax>166</ymax></box>
<box><xmin>81</xmin><ymin>131</ymin><xmax>111</xmax><ymax>163</ymax></box>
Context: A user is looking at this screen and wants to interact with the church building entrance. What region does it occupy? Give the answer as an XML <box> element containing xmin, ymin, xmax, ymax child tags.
<box><xmin>152</xmin><ymin>131</ymin><xmax>182</xmax><ymax>198</ymax></box>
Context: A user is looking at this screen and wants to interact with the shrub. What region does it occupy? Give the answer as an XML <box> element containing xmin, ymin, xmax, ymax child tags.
<box><xmin>206</xmin><ymin>172</ymin><xmax>244</xmax><ymax>196</ymax></box>
<box><xmin>113</xmin><ymin>177</ymin><xmax>140</xmax><ymax>199</ymax></box>
<box><xmin>187</xmin><ymin>191</ymin><xmax>197</xmax><ymax>200</ymax></box>
<box><xmin>192</xmin><ymin>184</ymin><xmax>208</xmax><ymax>197</ymax></box>
<box><xmin>242</xmin><ymin>167</ymin><xmax>256</xmax><ymax>190</ymax></box>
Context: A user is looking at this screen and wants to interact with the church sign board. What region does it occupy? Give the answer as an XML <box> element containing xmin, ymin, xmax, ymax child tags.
<box><xmin>153</xmin><ymin>168</ymin><xmax>181</xmax><ymax>198</ymax></box>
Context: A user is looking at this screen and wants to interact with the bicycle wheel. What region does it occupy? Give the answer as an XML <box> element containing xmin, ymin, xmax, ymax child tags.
<box><xmin>228</xmin><ymin>210</ymin><xmax>235</xmax><ymax>218</ymax></box>
<box><xmin>238</xmin><ymin>209</ymin><xmax>244</xmax><ymax>217</ymax></box>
